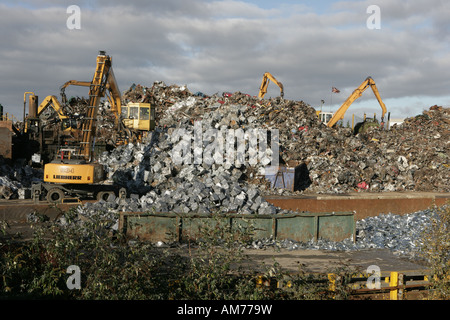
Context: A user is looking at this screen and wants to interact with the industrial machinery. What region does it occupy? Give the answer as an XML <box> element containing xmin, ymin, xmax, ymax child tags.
<box><xmin>22</xmin><ymin>91</ymin><xmax>82</xmax><ymax>165</ymax></box>
<box><xmin>316</xmin><ymin>111</ymin><xmax>334</xmax><ymax>126</ymax></box>
<box><xmin>325</xmin><ymin>76</ymin><xmax>387</xmax><ymax>129</ymax></box>
<box><xmin>23</xmin><ymin>93</ymin><xmax>76</xmax><ymax>133</ymax></box>
<box><xmin>0</xmin><ymin>103</ymin><xmax>14</xmax><ymax>160</ymax></box>
<box><xmin>61</xmin><ymin>76</ymin><xmax>156</xmax><ymax>140</ymax></box>
<box><xmin>33</xmin><ymin>51</ymin><xmax>128</xmax><ymax>203</ymax></box>
<box><xmin>121</xmin><ymin>102</ymin><xmax>156</xmax><ymax>135</ymax></box>
<box><xmin>258</xmin><ymin>72</ymin><xmax>284</xmax><ymax>99</ymax></box>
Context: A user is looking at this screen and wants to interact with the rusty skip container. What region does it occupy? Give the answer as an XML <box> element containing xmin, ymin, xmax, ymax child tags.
<box><xmin>119</xmin><ymin>211</ymin><xmax>355</xmax><ymax>243</ymax></box>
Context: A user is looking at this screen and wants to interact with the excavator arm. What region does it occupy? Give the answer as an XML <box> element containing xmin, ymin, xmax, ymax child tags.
<box><xmin>78</xmin><ymin>51</ymin><xmax>131</xmax><ymax>161</ymax></box>
<box><xmin>258</xmin><ymin>72</ymin><xmax>284</xmax><ymax>99</ymax></box>
<box><xmin>327</xmin><ymin>76</ymin><xmax>387</xmax><ymax>128</ymax></box>
<box><xmin>37</xmin><ymin>95</ymin><xmax>68</xmax><ymax>120</ymax></box>
<box><xmin>79</xmin><ymin>51</ymin><xmax>112</xmax><ymax>160</ymax></box>
<box><xmin>105</xmin><ymin>66</ymin><xmax>122</xmax><ymax>119</ymax></box>
<box><xmin>23</xmin><ymin>92</ymin><xmax>72</xmax><ymax>134</ymax></box>
<box><xmin>61</xmin><ymin>64</ymin><xmax>122</xmax><ymax>127</ymax></box>
<box><xmin>60</xmin><ymin>80</ymin><xmax>91</xmax><ymax>105</ymax></box>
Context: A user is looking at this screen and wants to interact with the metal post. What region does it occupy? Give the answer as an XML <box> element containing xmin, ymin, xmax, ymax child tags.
<box><xmin>387</xmin><ymin>112</ymin><xmax>391</xmax><ymax>130</ymax></box>
<box><xmin>390</xmin><ymin>271</ymin><xmax>398</xmax><ymax>300</ymax></box>
<box><xmin>398</xmin><ymin>273</ymin><xmax>404</xmax><ymax>300</ymax></box>
<box><xmin>328</xmin><ymin>273</ymin><xmax>336</xmax><ymax>292</ymax></box>
<box><xmin>313</xmin><ymin>215</ymin><xmax>319</xmax><ymax>242</ymax></box>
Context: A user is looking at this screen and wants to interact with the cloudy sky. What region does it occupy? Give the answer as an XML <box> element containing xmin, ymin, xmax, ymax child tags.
<box><xmin>1</xmin><ymin>0</ymin><xmax>449</xmax><ymax>122</ymax></box>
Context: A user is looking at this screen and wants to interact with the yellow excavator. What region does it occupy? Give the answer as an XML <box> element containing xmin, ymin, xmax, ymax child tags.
<box><xmin>258</xmin><ymin>72</ymin><xmax>284</xmax><ymax>99</ymax></box>
<box><xmin>60</xmin><ymin>77</ymin><xmax>155</xmax><ymax>139</ymax></box>
<box><xmin>21</xmin><ymin>92</ymin><xmax>83</xmax><ymax>164</ymax></box>
<box><xmin>33</xmin><ymin>51</ymin><xmax>128</xmax><ymax>203</ymax></box>
<box><xmin>23</xmin><ymin>93</ymin><xmax>74</xmax><ymax>134</ymax></box>
<box><xmin>325</xmin><ymin>76</ymin><xmax>387</xmax><ymax>130</ymax></box>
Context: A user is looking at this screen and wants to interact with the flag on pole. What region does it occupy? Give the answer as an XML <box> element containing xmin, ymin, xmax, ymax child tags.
<box><xmin>332</xmin><ymin>87</ymin><xmax>340</xmax><ymax>93</ymax></box>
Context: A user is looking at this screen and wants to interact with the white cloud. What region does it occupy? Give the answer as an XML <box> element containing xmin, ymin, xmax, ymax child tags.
<box><xmin>0</xmin><ymin>0</ymin><xmax>449</xmax><ymax>120</ymax></box>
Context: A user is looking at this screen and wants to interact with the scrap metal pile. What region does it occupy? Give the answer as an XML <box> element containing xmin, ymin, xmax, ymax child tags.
<box><xmin>2</xmin><ymin>80</ymin><xmax>446</xmax><ymax>260</ymax></box>
<box><xmin>251</xmin><ymin>206</ymin><xmax>441</xmax><ymax>260</ymax></box>
<box><xmin>0</xmin><ymin>158</ymin><xmax>42</xmax><ymax>200</ymax></box>
<box><xmin>111</xmin><ymin>82</ymin><xmax>450</xmax><ymax>197</ymax></box>
<box><xmin>0</xmin><ymin>81</ymin><xmax>448</xmax><ymax>203</ymax></box>
<box><xmin>61</xmin><ymin>82</ymin><xmax>447</xmax><ymax>235</ymax></box>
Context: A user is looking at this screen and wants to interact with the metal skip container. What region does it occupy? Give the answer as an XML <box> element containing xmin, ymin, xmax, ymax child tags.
<box><xmin>119</xmin><ymin>211</ymin><xmax>356</xmax><ymax>243</ymax></box>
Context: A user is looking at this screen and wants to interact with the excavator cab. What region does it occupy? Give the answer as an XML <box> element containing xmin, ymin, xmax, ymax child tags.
<box><xmin>122</xmin><ymin>102</ymin><xmax>156</xmax><ymax>132</ymax></box>
<box><xmin>316</xmin><ymin>111</ymin><xmax>334</xmax><ymax>125</ymax></box>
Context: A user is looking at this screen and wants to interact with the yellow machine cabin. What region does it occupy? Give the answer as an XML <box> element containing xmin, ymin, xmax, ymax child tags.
<box><xmin>316</xmin><ymin>111</ymin><xmax>334</xmax><ymax>126</ymax></box>
<box><xmin>122</xmin><ymin>102</ymin><xmax>156</xmax><ymax>132</ymax></box>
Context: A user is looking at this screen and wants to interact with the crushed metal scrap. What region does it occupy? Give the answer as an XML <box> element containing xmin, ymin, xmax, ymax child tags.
<box><xmin>1</xmin><ymin>79</ymin><xmax>448</xmax><ymax>265</ymax></box>
<box><xmin>0</xmin><ymin>81</ymin><xmax>449</xmax><ymax>202</ymax></box>
<box><xmin>115</xmin><ymin>82</ymin><xmax>449</xmax><ymax>195</ymax></box>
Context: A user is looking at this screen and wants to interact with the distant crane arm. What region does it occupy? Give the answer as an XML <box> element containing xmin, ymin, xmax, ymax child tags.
<box><xmin>327</xmin><ymin>76</ymin><xmax>387</xmax><ymax>128</ymax></box>
<box><xmin>258</xmin><ymin>72</ymin><xmax>284</xmax><ymax>99</ymax></box>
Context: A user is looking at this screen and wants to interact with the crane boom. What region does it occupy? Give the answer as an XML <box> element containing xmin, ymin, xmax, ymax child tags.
<box><xmin>79</xmin><ymin>51</ymin><xmax>116</xmax><ymax>160</ymax></box>
<box><xmin>258</xmin><ymin>72</ymin><xmax>284</xmax><ymax>99</ymax></box>
<box><xmin>327</xmin><ymin>76</ymin><xmax>387</xmax><ymax>128</ymax></box>
<box><xmin>34</xmin><ymin>51</ymin><xmax>129</xmax><ymax>204</ymax></box>
<box><xmin>60</xmin><ymin>80</ymin><xmax>91</xmax><ymax>105</ymax></box>
<box><xmin>60</xmin><ymin>61</ymin><xmax>123</xmax><ymax>134</ymax></box>
<box><xmin>37</xmin><ymin>95</ymin><xmax>68</xmax><ymax>120</ymax></box>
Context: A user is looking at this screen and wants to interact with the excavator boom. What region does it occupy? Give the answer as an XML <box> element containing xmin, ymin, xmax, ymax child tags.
<box><xmin>79</xmin><ymin>51</ymin><xmax>113</xmax><ymax>160</ymax></box>
<box><xmin>327</xmin><ymin>76</ymin><xmax>387</xmax><ymax>128</ymax></box>
<box><xmin>37</xmin><ymin>95</ymin><xmax>68</xmax><ymax>120</ymax></box>
<box><xmin>60</xmin><ymin>63</ymin><xmax>122</xmax><ymax>131</ymax></box>
<box><xmin>34</xmin><ymin>51</ymin><xmax>130</xmax><ymax>204</ymax></box>
<box><xmin>258</xmin><ymin>72</ymin><xmax>284</xmax><ymax>99</ymax></box>
<box><xmin>60</xmin><ymin>80</ymin><xmax>91</xmax><ymax>105</ymax></box>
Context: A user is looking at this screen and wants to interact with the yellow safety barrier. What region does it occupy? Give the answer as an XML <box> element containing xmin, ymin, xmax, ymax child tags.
<box><xmin>328</xmin><ymin>270</ymin><xmax>432</xmax><ymax>300</ymax></box>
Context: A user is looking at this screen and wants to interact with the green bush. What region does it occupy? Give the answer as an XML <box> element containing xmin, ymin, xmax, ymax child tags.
<box><xmin>419</xmin><ymin>203</ymin><xmax>450</xmax><ymax>300</ymax></box>
<box><xmin>0</xmin><ymin>209</ymin><xmax>342</xmax><ymax>300</ymax></box>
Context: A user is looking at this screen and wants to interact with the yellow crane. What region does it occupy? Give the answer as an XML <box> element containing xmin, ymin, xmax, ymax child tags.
<box><xmin>326</xmin><ymin>76</ymin><xmax>387</xmax><ymax>128</ymax></box>
<box><xmin>59</xmin><ymin>80</ymin><xmax>91</xmax><ymax>105</ymax></box>
<box><xmin>258</xmin><ymin>72</ymin><xmax>284</xmax><ymax>99</ymax></box>
<box><xmin>60</xmin><ymin>75</ymin><xmax>155</xmax><ymax>137</ymax></box>
<box><xmin>35</xmin><ymin>51</ymin><xmax>128</xmax><ymax>203</ymax></box>
<box><xmin>23</xmin><ymin>93</ymin><xmax>71</xmax><ymax>132</ymax></box>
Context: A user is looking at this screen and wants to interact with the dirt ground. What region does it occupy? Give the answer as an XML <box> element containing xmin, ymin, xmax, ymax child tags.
<box><xmin>240</xmin><ymin>247</ymin><xmax>429</xmax><ymax>274</ymax></box>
